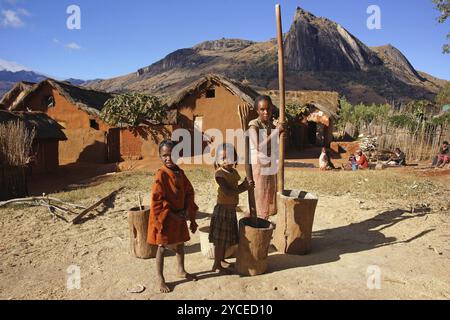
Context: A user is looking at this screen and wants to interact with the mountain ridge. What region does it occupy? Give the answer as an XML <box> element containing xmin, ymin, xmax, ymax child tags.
<box><xmin>85</xmin><ymin>7</ymin><xmax>446</xmax><ymax>104</ymax></box>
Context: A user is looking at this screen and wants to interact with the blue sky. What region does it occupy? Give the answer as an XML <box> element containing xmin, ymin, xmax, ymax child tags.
<box><xmin>0</xmin><ymin>0</ymin><xmax>449</xmax><ymax>81</ymax></box>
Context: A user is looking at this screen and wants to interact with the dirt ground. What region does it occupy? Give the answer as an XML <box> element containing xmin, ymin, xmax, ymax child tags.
<box><xmin>0</xmin><ymin>161</ymin><xmax>449</xmax><ymax>300</ymax></box>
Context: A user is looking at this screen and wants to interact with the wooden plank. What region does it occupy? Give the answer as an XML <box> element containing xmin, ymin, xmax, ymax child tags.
<box><xmin>71</xmin><ymin>187</ymin><xmax>125</xmax><ymax>225</ymax></box>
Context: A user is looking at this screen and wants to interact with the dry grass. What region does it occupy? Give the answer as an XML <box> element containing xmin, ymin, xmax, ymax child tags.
<box><xmin>0</xmin><ymin>120</ymin><xmax>35</xmax><ymax>167</ymax></box>
<box><xmin>284</xmin><ymin>170</ymin><xmax>447</xmax><ymax>207</ymax></box>
<box><xmin>39</xmin><ymin>168</ymin><xmax>449</xmax><ymax>212</ymax></box>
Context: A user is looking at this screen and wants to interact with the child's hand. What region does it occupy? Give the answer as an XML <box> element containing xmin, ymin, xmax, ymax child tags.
<box><xmin>246</xmin><ymin>179</ymin><xmax>255</xmax><ymax>190</ymax></box>
<box><xmin>190</xmin><ymin>220</ymin><xmax>198</xmax><ymax>234</ymax></box>
<box><xmin>276</xmin><ymin>122</ymin><xmax>287</xmax><ymax>134</ymax></box>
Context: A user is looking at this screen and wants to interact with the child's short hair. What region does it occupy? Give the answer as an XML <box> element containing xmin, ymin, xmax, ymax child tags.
<box><xmin>159</xmin><ymin>140</ymin><xmax>176</xmax><ymax>153</ymax></box>
<box><xmin>214</xmin><ymin>143</ymin><xmax>238</xmax><ymax>170</ymax></box>
<box><xmin>254</xmin><ymin>95</ymin><xmax>273</xmax><ymax>110</ymax></box>
<box><xmin>444</xmin><ymin>141</ymin><xmax>449</xmax><ymax>145</ymax></box>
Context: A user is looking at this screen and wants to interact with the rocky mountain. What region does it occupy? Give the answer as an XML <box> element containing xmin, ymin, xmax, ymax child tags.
<box><xmin>85</xmin><ymin>7</ymin><xmax>447</xmax><ymax>104</ymax></box>
<box><xmin>0</xmin><ymin>59</ymin><xmax>47</xmax><ymax>98</ymax></box>
<box><xmin>0</xmin><ymin>59</ymin><xmax>102</xmax><ymax>99</ymax></box>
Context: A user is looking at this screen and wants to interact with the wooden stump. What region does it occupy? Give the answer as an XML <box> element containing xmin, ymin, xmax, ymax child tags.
<box><xmin>273</xmin><ymin>190</ymin><xmax>318</xmax><ymax>255</ymax></box>
<box><xmin>236</xmin><ymin>217</ymin><xmax>274</xmax><ymax>276</ymax></box>
<box><xmin>128</xmin><ymin>206</ymin><xmax>157</xmax><ymax>259</ymax></box>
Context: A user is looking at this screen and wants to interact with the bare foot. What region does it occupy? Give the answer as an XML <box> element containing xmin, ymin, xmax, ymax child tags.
<box><xmin>212</xmin><ymin>266</ymin><xmax>234</xmax><ymax>275</ymax></box>
<box><xmin>157</xmin><ymin>280</ymin><xmax>171</xmax><ymax>293</ymax></box>
<box><xmin>177</xmin><ymin>271</ymin><xmax>198</xmax><ymax>282</ymax></box>
<box><xmin>221</xmin><ymin>260</ymin><xmax>232</xmax><ymax>268</ymax></box>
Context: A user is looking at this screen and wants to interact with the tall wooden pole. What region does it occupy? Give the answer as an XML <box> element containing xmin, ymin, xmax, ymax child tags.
<box><xmin>276</xmin><ymin>4</ymin><xmax>286</xmax><ymax>194</ymax></box>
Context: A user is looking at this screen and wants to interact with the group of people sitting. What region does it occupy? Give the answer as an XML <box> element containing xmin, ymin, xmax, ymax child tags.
<box><xmin>319</xmin><ymin>148</ymin><xmax>370</xmax><ymax>171</ymax></box>
<box><xmin>319</xmin><ymin>141</ymin><xmax>450</xmax><ymax>171</ymax></box>
<box><xmin>319</xmin><ymin>147</ymin><xmax>406</xmax><ymax>171</ymax></box>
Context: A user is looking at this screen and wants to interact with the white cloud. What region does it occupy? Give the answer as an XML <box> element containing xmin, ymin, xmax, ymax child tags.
<box><xmin>1</xmin><ymin>7</ymin><xmax>30</xmax><ymax>28</ymax></box>
<box><xmin>0</xmin><ymin>58</ymin><xmax>30</xmax><ymax>72</ymax></box>
<box><xmin>65</xmin><ymin>42</ymin><xmax>82</xmax><ymax>50</ymax></box>
<box><xmin>1</xmin><ymin>9</ymin><xmax>24</xmax><ymax>27</ymax></box>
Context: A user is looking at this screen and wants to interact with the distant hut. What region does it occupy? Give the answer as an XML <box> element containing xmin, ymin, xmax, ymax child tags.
<box><xmin>266</xmin><ymin>90</ymin><xmax>340</xmax><ymax>149</ymax></box>
<box><xmin>3</xmin><ymin>79</ymin><xmax>117</xmax><ymax>164</ymax></box>
<box><xmin>167</xmin><ymin>74</ymin><xmax>260</xmax><ymax>158</ymax></box>
<box><xmin>0</xmin><ymin>110</ymin><xmax>66</xmax><ymax>200</ymax></box>
<box><xmin>0</xmin><ymin>81</ymin><xmax>35</xmax><ymax>110</ymax></box>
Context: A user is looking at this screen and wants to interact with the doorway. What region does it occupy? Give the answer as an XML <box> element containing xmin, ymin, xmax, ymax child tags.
<box><xmin>307</xmin><ymin>121</ymin><xmax>317</xmax><ymax>145</ymax></box>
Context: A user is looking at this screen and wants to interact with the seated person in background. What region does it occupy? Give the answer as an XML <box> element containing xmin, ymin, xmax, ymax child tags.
<box><xmin>342</xmin><ymin>153</ymin><xmax>357</xmax><ymax>171</ymax></box>
<box><xmin>435</xmin><ymin>141</ymin><xmax>449</xmax><ymax>168</ymax></box>
<box><xmin>319</xmin><ymin>147</ymin><xmax>336</xmax><ymax>171</ymax></box>
<box><xmin>356</xmin><ymin>150</ymin><xmax>369</xmax><ymax>170</ymax></box>
<box><xmin>387</xmin><ymin>148</ymin><xmax>407</xmax><ymax>166</ymax></box>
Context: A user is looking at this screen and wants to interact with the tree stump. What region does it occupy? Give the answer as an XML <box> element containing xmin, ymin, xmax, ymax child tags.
<box><xmin>273</xmin><ymin>190</ymin><xmax>318</xmax><ymax>255</ymax></box>
<box><xmin>236</xmin><ymin>217</ymin><xmax>274</xmax><ymax>276</ymax></box>
<box><xmin>128</xmin><ymin>206</ymin><xmax>157</xmax><ymax>259</ymax></box>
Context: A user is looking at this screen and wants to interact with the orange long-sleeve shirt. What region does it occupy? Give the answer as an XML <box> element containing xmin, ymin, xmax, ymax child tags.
<box><xmin>147</xmin><ymin>166</ymin><xmax>198</xmax><ymax>246</ymax></box>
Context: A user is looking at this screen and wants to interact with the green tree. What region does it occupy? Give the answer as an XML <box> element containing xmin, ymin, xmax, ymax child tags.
<box><xmin>100</xmin><ymin>93</ymin><xmax>167</xmax><ymax>127</ymax></box>
<box><xmin>285</xmin><ymin>103</ymin><xmax>310</xmax><ymax>122</ymax></box>
<box><xmin>432</xmin><ymin>0</ymin><xmax>450</xmax><ymax>53</ymax></box>
<box><xmin>435</xmin><ymin>81</ymin><xmax>450</xmax><ymax>106</ymax></box>
<box><xmin>335</xmin><ymin>97</ymin><xmax>354</xmax><ymax>133</ymax></box>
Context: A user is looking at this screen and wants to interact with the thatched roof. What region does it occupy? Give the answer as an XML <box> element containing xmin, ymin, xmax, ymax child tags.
<box><xmin>0</xmin><ymin>81</ymin><xmax>35</xmax><ymax>110</ymax></box>
<box><xmin>8</xmin><ymin>79</ymin><xmax>114</xmax><ymax>116</ymax></box>
<box><xmin>265</xmin><ymin>90</ymin><xmax>341</xmax><ymax>119</ymax></box>
<box><xmin>0</xmin><ymin>110</ymin><xmax>67</xmax><ymax>141</ymax></box>
<box><xmin>167</xmin><ymin>74</ymin><xmax>260</xmax><ymax>108</ymax></box>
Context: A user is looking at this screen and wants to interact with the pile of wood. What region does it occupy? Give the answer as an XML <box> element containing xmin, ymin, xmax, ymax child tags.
<box><xmin>0</xmin><ymin>187</ymin><xmax>124</xmax><ymax>225</ymax></box>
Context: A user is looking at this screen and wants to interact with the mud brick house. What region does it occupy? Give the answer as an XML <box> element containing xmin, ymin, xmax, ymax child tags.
<box><xmin>2</xmin><ymin>79</ymin><xmax>118</xmax><ymax>164</ymax></box>
<box><xmin>266</xmin><ymin>90</ymin><xmax>340</xmax><ymax>149</ymax></box>
<box><xmin>167</xmin><ymin>74</ymin><xmax>260</xmax><ymax>158</ymax></box>
<box><xmin>115</xmin><ymin>109</ymin><xmax>178</xmax><ymax>160</ymax></box>
<box><xmin>0</xmin><ymin>110</ymin><xmax>67</xmax><ymax>174</ymax></box>
<box><xmin>0</xmin><ymin>81</ymin><xmax>35</xmax><ymax>110</ymax></box>
<box><xmin>0</xmin><ymin>110</ymin><xmax>67</xmax><ymax>200</ymax></box>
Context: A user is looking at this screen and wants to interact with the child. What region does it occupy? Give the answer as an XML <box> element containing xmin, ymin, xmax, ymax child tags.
<box><xmin>147</xmin><ymin>140</ymin><xmax>199</xmax><ymax>293</ymax></box>
<box><xmin>248</xmin><ymin>95</ymin><xmax>285</xmax><ymax>219</ymax></box>
<box><xmin>350</xmin><ymin>154</ymin><xmax>357</xmax><ymax>171</ymax></box>
<box><xmin>209</xmin><ymin>143</ymin><xmax>254</xmax><ymax>274</ymax></box>
<box><xmin>342</xmin><ymin>154</ymin><xmax>357</xmax><ymax>171</ymax></box>
<box><xmin>319</xmin><ymin>147</ymin><xmax>337</xmax><ymax>171</ymax></box>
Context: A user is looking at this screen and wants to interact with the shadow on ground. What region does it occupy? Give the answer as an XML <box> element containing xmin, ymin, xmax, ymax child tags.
<box><xmin>28</xmin><ymin>163</ymin><xmax>118</xmax><ymax>196</ymax></box>
<box><xmin>266</xmin><ymin>208</ymin><xmax>433</xmax><ymax>273</ymax></box>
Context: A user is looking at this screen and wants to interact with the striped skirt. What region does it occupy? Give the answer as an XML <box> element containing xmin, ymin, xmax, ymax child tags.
<box><xmin>208</xmin><ymin>204</ymin><xmax>239</xmax><ymax>249</ymax></box>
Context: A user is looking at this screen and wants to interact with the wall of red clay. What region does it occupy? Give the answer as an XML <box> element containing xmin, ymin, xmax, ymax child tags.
<box><xmin>59</xmin><ymin>129</ymin><xmax>107</xmax><ymax>164</ymax></box>
<box><xmin>177</xmin><ymin>84</ymin><xmax>258</xmax><ymax>157</ymax></box>
<box><xmin>120</xmin><ymin>125</ymin><xmax>175</xmax><ymax>159</ymax></box>
<box><xmin>32</xmin><ymin>140</ymin><xmax>59</xmax><ymax>174</ymax></box>
<box><xmin>20</xmin><ymin>83</ymin><xmax>111</xmax><ymax>164</ymax></box>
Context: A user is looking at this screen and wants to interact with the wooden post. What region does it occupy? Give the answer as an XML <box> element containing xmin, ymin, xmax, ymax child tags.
<box><xmin>128</xmin><ymin>206</ymin><xmax>157</xmax><ymax>259</ymax></box>
<box><xmin>276</xmin><ymin>4</ymin><xmax>286</xmax><ymax>194</ymax></box>
<box><xmin>238</xmin><ymin>104</ymin><xmax>257</xmax><ymax>219</ymax></box>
